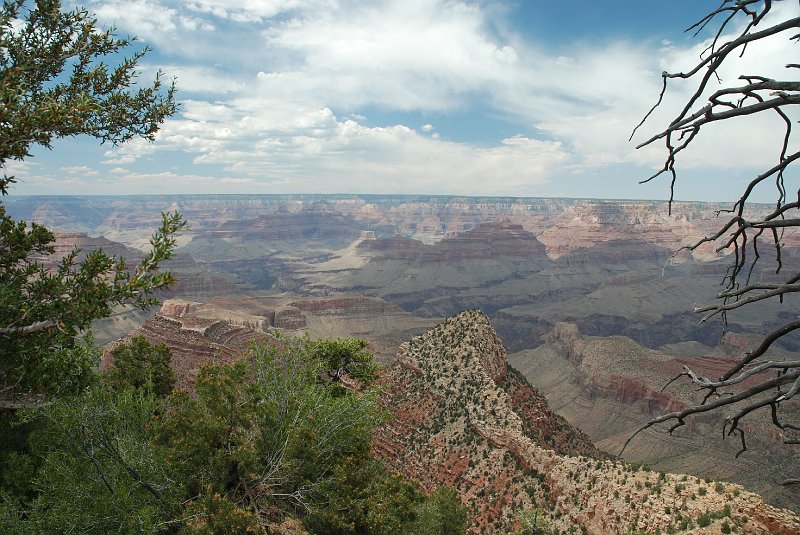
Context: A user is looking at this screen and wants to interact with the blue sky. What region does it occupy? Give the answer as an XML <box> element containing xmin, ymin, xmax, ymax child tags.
<box><xmin>8</xmin><ymin>0</ymin><xmax>799</xmax><ymax>201</ymax></box>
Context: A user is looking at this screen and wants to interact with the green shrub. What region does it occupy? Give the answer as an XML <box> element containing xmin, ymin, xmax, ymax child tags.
<box><xmin>104</xmin><ymin>336</ymin><xmax>176</xmax><ymax>397</ymax></box>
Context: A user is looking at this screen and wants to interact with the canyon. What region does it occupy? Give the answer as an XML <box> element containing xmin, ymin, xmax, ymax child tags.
<box><xmin>103</xmin><ymin>303</ymin><xmax>800</xmax><ymax>533</ymax></box>
<box><xmin>10</xmin><ymin>194</ymin><xmax>800</xmax><ymax>524</ymax></box>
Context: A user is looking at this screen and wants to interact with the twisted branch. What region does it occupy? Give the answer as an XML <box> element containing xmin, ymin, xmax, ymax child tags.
<box><xmin>624</xmin><ymin>1</ymin><xmax>800</xmax><ymax>470</ymax></box>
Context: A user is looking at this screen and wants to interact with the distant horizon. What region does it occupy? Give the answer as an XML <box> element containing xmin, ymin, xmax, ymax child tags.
<box><xmin>3</xmin><ymin>192</ymin><xmax>771</xmax><ymax>206</ymax></box>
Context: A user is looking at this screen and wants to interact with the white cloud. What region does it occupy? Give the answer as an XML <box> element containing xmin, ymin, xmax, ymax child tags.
<box><xmin>185</xmin><ymin>0</ymin><xmax>334</xmax><ymax>22</ymax></box>
<box><xmin>59</xmin><ymin>165</ymin><xmax>99</xmax><ymax>176</ymax></box>
<box><xmin>46</xmin><ymin>1</ymin><xmax>798</xmax><ymax>197</ymax></box>
<box><xmin>2</xmin><ymin>160</ymin><xmax>35</xmax><ymax>175</ymax></box>
<box><xmin>158</xmin><ymin>115</ymin><xmax>567</xmax><ymax>194</ymax></box>
<box><xmin>259</xmin><ymin>1</ymin><xmax>520</xmax><ymax>112</ymax></box>
<box><xmin>142</xmin><ymin>65</ymin><xmax>245</xmax><ymax>94</ymax></box>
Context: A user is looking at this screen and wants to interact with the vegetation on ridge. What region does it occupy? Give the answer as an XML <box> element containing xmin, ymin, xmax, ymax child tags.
<box><xmin>0</xmin><ymin>335</ymin><xmax>468</xmax><ymax>534</ymax></box>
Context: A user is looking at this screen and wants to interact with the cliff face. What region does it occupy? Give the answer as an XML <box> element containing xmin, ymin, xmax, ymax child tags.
<box><xmin>202</xmin><ymin>208</ymin><xmax>360</xmax><ymax>241</ymax></box>
<box><xmin>364</xmin><ymin>222</ymin><xmax>548</xmax><ymax>262</ymax></box>
<box><xmin>28</xmin><ymin>196</ymin><xmax>800</xmax><ymax>355</ymax></box>
<box><xmin>102</xmin><ymin>300</ymin><xmax>272</xmax><ymax>389</ymax></box>
<box><xmin>103</xmin><ymin>295</ymin><xmax>441</xmax><ymax>382</ymax></box>
<box><xmin>510</xmin><ymin>322</ymin><xmax>800</xmax><ymax>512</ymax></box>
<box><xmin>15</xmin><ymin>195</ymin><xmax>788</xmax><ymax>258</ymax></box>
<box><xmin>49</xmin><ymin>231</ymin><xmax>140</xmax><ymax>261</ymax></box>
<box><xmin>374</xmin><ymin>311</ymin><xmax>800</xmax><ymax>535</ymax></box>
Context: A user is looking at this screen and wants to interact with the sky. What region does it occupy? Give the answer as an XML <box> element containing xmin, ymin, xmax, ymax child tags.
<box><xmin>8</xmin><ymin>0</ymin><xmax>800</xmax><ymax>201</ymax></box>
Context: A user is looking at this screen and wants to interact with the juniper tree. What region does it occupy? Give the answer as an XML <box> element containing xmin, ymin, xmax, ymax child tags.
<box><xmin>0</xmin><ymin>0</ymin><xmax>183</xmax><ymax>407</ymax></box>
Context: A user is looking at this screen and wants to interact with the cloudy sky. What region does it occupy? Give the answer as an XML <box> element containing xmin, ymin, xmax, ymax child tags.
<box><xmin>10</xmin><ymin>0</ymin><xmax>800</xmax><ymax>200</ymax></box>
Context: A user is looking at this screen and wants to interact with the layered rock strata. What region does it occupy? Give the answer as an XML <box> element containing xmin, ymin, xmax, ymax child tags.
<box><xmin>374</xmin><ymin>311</ymin><xmax>800</xmax><ymax>534</ymax></box>
<box><xmin>510</xmin><ymin>322</ymin><xmax>800</xmax><ymax>512</ymax></box>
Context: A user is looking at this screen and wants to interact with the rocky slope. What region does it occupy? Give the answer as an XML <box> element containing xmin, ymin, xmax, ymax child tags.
<box><xmin>102</xmin><ymin>301</ymin><xmax>272</xmax><ymax>388</ymax></box>
<box><xmin>509</xmin><ymin>322</ymin><xmax>800</xmax><ymax>512</ymax></box>
<box><xmin>103</xmin><ymin>296</ymin><xmax>439</xmax><ymax>380</ymax></box>
<box><xmin>102</xmin><ymin>302</ymin><xmax>800</xmax><ymax>534</ymax></box>
<box><xmin>374</xmin><ymin>311</ymin><xmax>800</xmax><ymax>534</ymax></box>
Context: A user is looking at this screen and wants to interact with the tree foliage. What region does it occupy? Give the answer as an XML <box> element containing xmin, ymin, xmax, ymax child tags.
<box><xmin>157</xmin><ymin>338</ymin><xmax>385</xmax><ymax>518</ymax></box>
<box><xmin>104</xmin><ymin>336</ymin><xmax>177</xmax><ymax>398</ymax></box>
<box><xmin>0</xmin><ymin>336</ymin><xmax>440</xmax><ymax>534</ymax></box>
<box><xmin>308</xmin><ymin>337</ymin><xmax>379</xmax><ymax>384</ymax></box>
<box><xmin>624</xmin><ymin>0</ymin><xmax>800</xmax><ymax>467</ymax></box>
<box><xmin>1</xmin><ymin>385</ymin><xmax>179</xmax><ymax>534</ymax></box>
<box><xmin>0</xmin><ymin>0</ymin><xmax>176</xmax><ymax>193</ymax></box>
<box><xmin>0</xmin><ymin>0</ymin><xmax>184</xmax><ymax>407</ymax></box>
<box><xmin>0</xmin><ymin>209</ymin><xmax>185</xmax><ymax>407</ymax></box>
<box><xmin>410</xmin><ymin>486</ymin><xmax>468</xmax><ymax>535</ymax></box>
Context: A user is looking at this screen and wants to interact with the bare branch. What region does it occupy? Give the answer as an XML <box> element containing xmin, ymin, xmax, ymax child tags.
<box><xmin>627</xmin><ymin>2</ymin><xmax>800</xmax><ymax>466</ymax></box>
<box><xmin>0</xmin><ymin>319</ymin><xmax>58</xmax><ymax>335</ymax></box>
<box><xmin>694</xmin><ymin>283</ymin><xmax>800</xmax><ymax>320</ymax></box>
<box><xmin>619</xmin><ymin>372</ymin><xmax>797</xmax><ymax>458</ymax></box>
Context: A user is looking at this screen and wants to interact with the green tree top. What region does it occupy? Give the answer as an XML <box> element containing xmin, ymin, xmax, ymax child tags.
<box><xmin>104</xmin><ymin>335</ymin><xmax>177</xmax><ymax>398</ymax></box>
<box><xmin>0</xmin><ymin>0</ymin><xmax>176</xmax><ymax>193</ymax></box>
<box><xmin>0</xmin><ymin>0</ymin><xmax>183</xmax><ymax>407</ymax></box>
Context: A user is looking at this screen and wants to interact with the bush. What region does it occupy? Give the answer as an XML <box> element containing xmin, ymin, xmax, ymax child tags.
<box><xmin>104</xmin><ymin>336</ymin><xmax>176</xmax><ymax>397</ymax></box>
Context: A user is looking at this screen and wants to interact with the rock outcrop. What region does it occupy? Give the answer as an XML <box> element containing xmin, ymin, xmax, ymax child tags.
<box><xmin>511</xmin><ymin>322</ymin><xmax>800</xmax><ymax>512</ymax></box>
<box><xmin>103</xmin><ymin>307</ymin><xmax>270</xmax><ymax>389</ymax></box>
<box><xmin>375</xmin><ymin>311</ymin><xmax>800</xmax><ymax>534</ymax></box>
<box><xmin>364</xmin><ymin>221</ymin><xmax>548</xmax><ymax>262</ymax></box>
<box><xmin>49</xmin><ymin>231</ymin><xmax>140</xmax><ymax>261</ymax></box>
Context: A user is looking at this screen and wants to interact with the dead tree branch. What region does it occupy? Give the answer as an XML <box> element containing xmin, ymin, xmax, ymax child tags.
<box><xmin>623</xmin><ymin>0</ymin><xmax>800</xmax><ymax>469</ymax></box>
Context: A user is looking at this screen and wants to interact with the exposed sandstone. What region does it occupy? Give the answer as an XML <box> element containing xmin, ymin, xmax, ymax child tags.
<box><xmin>102</xmin><ymin>312</ymin><xmax>269</xmax><ymax>389</ymax></box>
<box><xmin>375</xmin><ymin>311</ymin><xmax>800</xmax><ymax>534</ymax></box>
<box><xmin>288</xmin><ymin>296</ymin><xmax>400</xmax><ymax>316</ymax></box>
<box><xmin>512</xmin><ymin>323</ymin><xmax>800</xmax><ymax>512</ymax></box>
<box><xmin>364</xmin><ymin>221</ymin><xmax>547</xmax><ymax>262</ymax></box>
<box><xmin>273</xmin><ymin>307</ymin><xmax>306</xmax><ymax>330</ymax></box>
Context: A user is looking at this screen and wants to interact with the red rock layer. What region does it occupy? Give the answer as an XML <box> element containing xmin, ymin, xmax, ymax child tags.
<box><xmin>373</xmin><ymin>312</ymin><xmax>800</xmax><ymax>534</ymax></box>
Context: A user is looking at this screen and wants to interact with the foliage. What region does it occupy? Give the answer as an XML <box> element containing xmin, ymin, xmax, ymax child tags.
<box><xmin>179</xmin><ymin>490</ymin><xmax>261</xmax><ymax>535</ymax></box>
<box><xmin>515</xmin><ymin>507</ymin><xmax>552</xmax><ymax>535</ymax></box>
<box><xmin>0</xmin><ymin>208</ymin><xmax>186</xmax><ymax>407</ymax></box>
<box><xmin>0</xmin><ymin>335</ymin><xmax>430</xmax><ymax>533</ymax></box>
<box><xmin>0</xmin><ymin>1</ymin><xmax>188</xmax><ymax>530</ymax></box>
<box><xmin>624</xmin><ymin>0</ymin><xmax>800</xmax><ymax>465</ymax></box>
<box><xmin>156</xmin><ymin>359</ymin><xmax>257</xmax><ymax>499</ymax></box>
<box><xmin>2</xmin><ymin>385</ymin><xmax>179</xmax><ymax>534</ymax></box>
<box><xmin>410</xmin><ymin>486</ymin><xmax>468</xmax><ymax>535</ymax></box>
<box><xmin>156</xmin><ymin>337</ymin><xmax>394</xmax><ymax>530</ymax></box>
<box><xmin>308</xmin><ymin>337</ymin><xmax>379</xmax><ymax>384</ymax></box>
<box><xmin>105</xmin><ymin>335</ymin><xmax>177</xmax><ymax>398</ymax></box>
<box><xmin>304</xmin><ymin>460</ymin><xmax>425</xmax><ymax>535</ymax></box>
<box><xmin>0</xmin><ymin>0</ymin><xmax>176</xmax><ymax>193</ymax></box>
<box><xmin>0</xmin><ymin>0</ymin><xmax>182</xmax><ymax>408</ymax></box>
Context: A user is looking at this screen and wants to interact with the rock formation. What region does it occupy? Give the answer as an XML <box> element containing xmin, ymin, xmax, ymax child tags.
<box><xmin>102</xmin><ymin>300</ymin><xmax>272</xmax><ymax>389</ymax></box>
<box><xmin>375</xmin><ymin>311</ymin><xmax>800</xmax><ymax>534</ymax></box>
<box><xmin>510</xmin><ymin>322</ymin><xmax>800</xmax><ymax>512</ymax></box>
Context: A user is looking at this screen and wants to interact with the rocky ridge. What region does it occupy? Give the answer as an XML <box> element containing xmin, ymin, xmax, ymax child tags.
<box><xmin>510</xmin><ymin>322</ymin><xmax>800</xmax><ymax>513</ymax></box>
<box><xmin>363</xmin><ymin>222</ymin><xmax>548</xmax><ymax>262</ymax></box>
<box><xmin>103</xmin><ymin>296</ymin><xmax>440</xmax><ymax>384</ymax></box>
<box><xmin>102</xmin><ymin>302</ymin><xmax>271</xmax><ymax>389</ymax></box>
<box><xmin>374</xmin><ymin>311</ymin><xmax>800</xmax><ymax>534</ymax></box>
